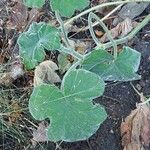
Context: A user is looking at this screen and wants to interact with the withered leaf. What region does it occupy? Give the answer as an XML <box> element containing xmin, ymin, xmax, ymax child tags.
<box><xmin>34</xmin><ymin>60</ymin><xmax>61</xmax><ymax>87</ymax></box>
<box><xmin>32</xmin><ymin>121</ymin><xmax>48</xmax><ymax>142</ymax></box>
<box><xmin>121</xmin><ymin>101</ymin><xmax>150</xmax><ymax>150</ymax></box>
<box><xmin>118</xmin><ymin>2</ymin><xmax>149</xmax><ymax>19</ymax></box>
<box><xmin>100</xmin><ymin>18</ymin><xmax>137</xmax><ymax>43</ymax></box>
<box><xmin>7</xmin><ymin>2</ymin><xmax>28</xmax><ymax>29</ymax></box>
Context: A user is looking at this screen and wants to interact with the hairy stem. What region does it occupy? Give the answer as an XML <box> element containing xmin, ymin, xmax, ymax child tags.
<box><xmin>100</xmin><ymin>14</ymin><xmax>150</xmax><ymax>49</ymax></box>
<box><xmin>56</xmin><ymin>11</ymin><xmax>84</xmax><ymax>61</ymax></box>
<box><xmin>64</xmin><ymin>0</ymin><xmax>149</xmax><ymax>27</ymax></box>
<box><xmin>140</xmin><ymin>98</ymin><xmax>150</xmax><ymax>105</ymax></box>
<box><xmin>88</xmin><ymin>12</ymin><xmax>118</xmax><ymax>58</ymax></box>
<box><xmin>60</xmin><ymin>45</ymin><xmax>84</xmax><ymax>60</ymax></box>
<box><xmin>55</xmin><ymin>11</ymin><xmax>70</xmax><ymax>47</ymax></box>
<box><xmin>83</xmin><ymin>4</ymin><xmax>123</xmax><ymax>31</ymax></box>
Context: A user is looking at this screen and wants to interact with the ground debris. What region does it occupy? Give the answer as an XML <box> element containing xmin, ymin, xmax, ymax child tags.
<box><xmin>121</xmin><ymin>98</ymin><xmax>150</xmax><ymax>150</ymax></box>
<box><xmin>32</xmin><ymin>121</ymin><xmax>49</xmax><ymax>144</ymax></box>
<box><xmin>100</xmin><ymin>18</ymin><xmax>137</xmax><ymax>42</ymax></box>
<box><xmin>7</xmin><ymin>1</ymin><xmax>28</xmax><ymax>30</ymax></box>
<box><xmin>0</xmin><ymin>57</ymin><xmax>24</xmax><ymax>86</ymax></box>
<box><xmin>118</xmin><ymin>2</ymin><xmax>149</xmax><ymax>19</ymax></box>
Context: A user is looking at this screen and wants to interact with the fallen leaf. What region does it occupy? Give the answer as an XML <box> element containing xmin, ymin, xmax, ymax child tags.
<box><xmin>100</xmin><ymin>18</ymin><xmax>137</xmax><ymax>42</ymax></box>
<box><xmin>121</xmin><ymin>97</ymin><xmax>150</xmax><ymax>150</ymax></box>
<box><xmin>32</xmin><ymin>121</ymin><xmax>49</xmax><ymax>142</ymax></box>
<box><xmin>0</xmin><ymin>57</ymin><xmax>24</xmax><ymax>86</ymax></box>
<box><xmin>118</xmin><ymin>2</ymin><xmax>149</xmax><ymax>19</ymax></box>
<box><xmin>28</xmin><ymin>8</ymin><xmax>40</xmax><ymax>22</ymax></box>
<box><xmin>34</xmin><ymin>60</ymin><xmax>61</xmax><ymax>87</ymax></box>
<box><xmin>7</xmin><ymin>2</ymin><xmax>28</xmax><ymax>29</ymax></box>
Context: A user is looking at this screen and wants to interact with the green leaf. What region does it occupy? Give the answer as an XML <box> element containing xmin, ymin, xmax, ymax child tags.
<box><xmin>50</xmin><ymin>0</ymin><xmax>90</xmax><ymax>17</ymax></box>
<box><xmin>23</xmin><ymin>0</ymin><xmax>45</xmax><ymax>8</ymax></box>
<box><xmin>18</xmin><ymin>22</ymin><xmax>61</xmax><ymax>69</ymax></box>
<box><xmin>29</xmin><ymin>69</ymin><xmax>107</xmax><ymax>142</ymax></box>
<box><xmin>82</xmin><ymin>47</ymin><xmax>141</xmax><ymax>81</ymax></box>
<box><xmin>58</xmin><ymin>53</ymin><xmax>72</xmax><ymax>74</ymax></box>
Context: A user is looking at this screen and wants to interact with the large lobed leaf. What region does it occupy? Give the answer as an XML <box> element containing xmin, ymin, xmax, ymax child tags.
<box><xmin>51</xmin><ymin>0</ymin><xmax>90</xmax><ymax>17</ymax></box>
<box><xmin>18</xmin><ymin>22</ymin><xmax>61</xmax><ymax>69</ymax></box>
<box><xmin>23</xmin><ymin>0</ymin><xmax>89</xmax><ymax>17</ymax></box>
<box><xmin>82</xmin><ymin>47</ymin><xmax>141</xmax><ymax>81</ymax></box>
<box><xmin>29</xmin><ymin>69</ymin><xmax>107</xmax><ymax>142</ymax></box>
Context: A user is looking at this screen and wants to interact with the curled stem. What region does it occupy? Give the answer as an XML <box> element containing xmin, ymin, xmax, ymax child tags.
<box><xmin>64</xmin><ymin>0</ymin><xmax>149</xmax><ymax>27</ymax></box>
<box><xmin>83</xmin><ymin>4</ymin><xmax>123</xmax><ymax>31</ymax></box>
<box><xmin>100</xmin><ymin>14</ymin><xmax>150</xmax><ymax>49</ymax></box>
<box><xmin>55</xmin><ymin>11</ymin><xmax>84</xmax><ymax>61</ymax></box>
<box><xmin>55</xmin><ymin>11</ymin><xmax>70</xmax><ymax>47</ymax></box>
<box><xmin>88</xmin><ymin>12</ymin><xmax>118</xmax><ymax>58</ymax></box>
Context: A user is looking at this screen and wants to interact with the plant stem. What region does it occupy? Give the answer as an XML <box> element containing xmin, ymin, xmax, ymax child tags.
<box><xmin>55</xmin><ymin>11</ymin><xmax>71</xmax><ymax>47</ymax></box>
<box><xmin>101</xmin><ymin>14</ymin><xmax>150</xmax><ymax>49</ymax></box>
<box><xmin>83</xmin><ymin>4</ymin><xmax>123</xmax><ymax>31</ymax></box>
<box><xmin>64</xmin><ymin>0</ymin><xmax>149</xmax><ymax>27</ymax></box>
<box><xmin>60</xmin><ymin>45</ymin><xmax>84</xmax><ymax>60</ymax></box>
<box><xmin>56</xmin><ymin>11</ymin><xmax>84</xmax><ymax>61</ymax></box>
<box><xmin>140</xmin><ymin>98</ymin><xmax>150</xmax><ymax>105</ymax></box>
<box><xmin>88</xmin><ymin>13</ymin><xmax>101</xmax><ymax>47</ymax></box>
<box><xmin>88</xmin><ymin>12</ymin><xmax>118</xmax><ymax>58</ymax></box>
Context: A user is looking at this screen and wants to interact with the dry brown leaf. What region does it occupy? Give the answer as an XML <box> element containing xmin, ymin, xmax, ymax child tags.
<box><xmin>121</xmin><ymin>100</ymin><xmax>150</xmax><ymax>150</ymax></box>
<box><xmin>34</xmin><ymin>60</ymin><xmax>61</xmax><ymax>87</ymax></box>
<box><xmin>0</xmin><ymin>57</ymin><xmax>24</xmax><ymax>86</ymax></box>
<box><xmin>75</xmin><ymin>40</ymin><xmax>91</xmax><ymax>54</ymax></box>
<box><xmin>101</xmin><ymin>18</ymin><xmax>137</xmax><ymax>43</ymax></box>
<box><xmin>95</xmin><ymin>30</ymin><xmax>104</xmax><ymax>37</ymax></box>
<box><xmin>32</xmin><ymin>121</ymin><xmax>49</xmax><ymax>143</ymax></box>
<box><xmin>7</xmin><ymin>2</ymin><xmax>28</xmax><ymax>29</ymax></box>
<box><xmin>28</xmin><ymin>8</ymin><xmax>39</xmax><ymax>22</ymax></box>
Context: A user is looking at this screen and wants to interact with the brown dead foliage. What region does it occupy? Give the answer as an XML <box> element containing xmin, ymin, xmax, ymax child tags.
<box><xmin>121</xmin><ymin>99</ymin><xmax>150</xmax><ymax>150</ymax></box>
<box><xmin>101</xmin><ymin>18</ymin><xmax>137</xmax><ymax>43</ymax></box>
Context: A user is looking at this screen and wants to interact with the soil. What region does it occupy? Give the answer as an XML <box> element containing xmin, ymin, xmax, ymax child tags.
<box><xmin>0</xmin><ymin>1</ymin><xmax>150</xmax><ymax>150</ymax></box>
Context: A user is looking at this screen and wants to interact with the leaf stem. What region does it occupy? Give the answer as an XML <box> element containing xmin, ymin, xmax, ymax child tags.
<box><xmin>55</xmin><ymin>11</ymin><xmax>84</xmax><ymax>60</ymax></box>
<box><xmin>88</xmin><ymin>12</ymin><xmax>118</xmax><ymax>58</ymax></box>
<box><xmin>82</xmin><ymin>4</ymin><xmax>123</xmax><ymax>31</ymax></box>
<box><xmin>100</xmin><ymin>14</ymin><xmax>150</xmax><ymax>49</ymax></box>
<box><xmin>60</xmin><ymin>45</ymin><xmax>84</xmax><ymax>60</ymax></box>
<box><xmin>55</xmin><ymin>11</ymin><xmax>71</xmax><ymax>47</ymax></box>
<box><xmin>140</xmin><ymin>98</ymin><xmax>150</xmax><ymax>105</ymax></box>
<box><xmin>64</xmin><ymin>0</ymin><xmax>149</xmax><ymax>27</ymax></box>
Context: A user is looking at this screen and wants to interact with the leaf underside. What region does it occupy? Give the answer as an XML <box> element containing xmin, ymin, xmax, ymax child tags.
<box><xmin>82</xmin><ymin>47</ymin><xmax>141</xmax><ymax>81</ymax></box>
<box><xmin>29</xmin><ymin>69</ymin><xmax>107</xmax><ymax>142</ymax></box>
<box><xmin>18</xmin><ymin>22</ymin><xmax>60</xmax><ymax>70</ymax></box>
